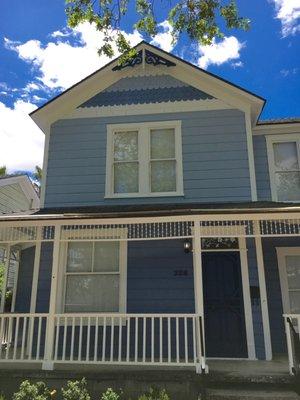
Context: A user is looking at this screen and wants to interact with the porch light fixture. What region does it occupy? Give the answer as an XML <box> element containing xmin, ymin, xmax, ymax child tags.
<box><xmin>183</xmin><ymin>239</ymin><xmax>193</xmax><ymax>253</ymax></box>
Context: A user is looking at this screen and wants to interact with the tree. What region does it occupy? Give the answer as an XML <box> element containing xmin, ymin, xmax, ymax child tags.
<box><xmin>34</xmin><ymin>166</ymin><xmax>42</xmax><ymax>183</ymax></box>
<box><xmin>0</xmin><ymin>166</ymin><xmax>7</xmax><ymax>177</ymax></box>
<box><xmin>66</xmin><ymin>0</ymin><xmax>250</xmax><ymax>61</ymax></box>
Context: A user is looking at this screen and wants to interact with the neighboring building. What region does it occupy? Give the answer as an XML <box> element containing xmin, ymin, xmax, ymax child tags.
<box><xmin>0</xmin><ymin>42</ymin><xmax>300</xmax><ymax>379</ymax></box>
<box><xmin>0</xmin><ymin>175</ymin><xmax>40</xmax><ymax>215</ymax></box>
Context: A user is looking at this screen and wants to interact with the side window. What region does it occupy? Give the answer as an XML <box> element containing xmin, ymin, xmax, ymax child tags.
<box><xmin>267</xmin><ymin>135</ymin><xmax>300</xmax><ymax>201</ymax></box>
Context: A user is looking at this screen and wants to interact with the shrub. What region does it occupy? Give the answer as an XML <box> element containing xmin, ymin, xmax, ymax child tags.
<box><xmin>100</xmin><ymin>388</ymin><xmax>121</xmax><ymax>400</ymax></box>
<box><xmin>61</xmin><ymin>378</ymin><xmax>91</xmax><ymax>400</ymax></box>
<box><xmin>13</xmin><ymin>380</ymin><xmax>52</xmax><ymax>400</ymax></box>
<box><xmin>138</xmin><ymin>387</ymin><xmax>170</xmax><ymax>400</ymax></box>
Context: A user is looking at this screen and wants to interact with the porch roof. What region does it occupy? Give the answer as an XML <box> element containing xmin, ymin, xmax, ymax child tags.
<box><xmin>0</xmin><ymin>201</ymin><xmax>300</xmax><ymax>222</ymax></box>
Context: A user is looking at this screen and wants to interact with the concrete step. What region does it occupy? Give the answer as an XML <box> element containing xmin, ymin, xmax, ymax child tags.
<box><xmin>206</xmin><ymin>388</ymin><xmax>300</xmax><ymax>400</ymax></box>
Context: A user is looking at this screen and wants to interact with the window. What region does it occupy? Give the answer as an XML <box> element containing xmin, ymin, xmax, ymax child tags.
<box><xmin>59</xmin><ymin>233</ymin><xmax>127</xmax><ymax>314</ymax></box>
<box><xmin>106</xmin><ymin>121</ymin><xmax>183</xmax><ymax>198</ymax></box>
<box><xmin>267</xmin><ymin>135</ymin><xmax>300</xmax><ymax>201</ymax></box>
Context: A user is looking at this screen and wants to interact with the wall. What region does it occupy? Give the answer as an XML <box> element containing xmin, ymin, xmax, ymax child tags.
<box><xmin>45</xmin><ymin>109</ymin><xmax>251</xmax><ymax>207</ymax></box>
<box><xmin>253</xmin><ymin>135</ymin><xmax>272</xmax><ymax>201</ymax></box>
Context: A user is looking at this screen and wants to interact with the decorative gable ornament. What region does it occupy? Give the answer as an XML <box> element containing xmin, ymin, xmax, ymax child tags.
<box><xmin>112</xmin><ymin>49</ymin><xmax>176</xmax><ymax>71</ymax></box>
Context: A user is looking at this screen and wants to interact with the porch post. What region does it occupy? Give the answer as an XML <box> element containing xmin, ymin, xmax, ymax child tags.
<box><xmin>0</xmin><ymin>244</ymin><xmax>10</xmax><ymax>313</ymax></box>
<box><xmin>30</xmin><ymin>227</ymin><xmax>42</xmax><ymax>313</ymax></box>
<box><xmin>42</xmin><ymin>225</ymin><xmax>61</xmax><ymax>370</ymax></box>
<box><xmin>254</xmin><ymin>221</ymin><xmax>272</xmax><ymax>360</ymax></box>
<box><xmin>192</xmin><ymin>220</ymin><xmax>206</xmax><ymax>373</ymax></box>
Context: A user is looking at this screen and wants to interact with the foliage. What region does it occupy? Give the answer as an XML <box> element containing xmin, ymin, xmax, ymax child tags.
<box><xmin>101</xmin><ymin>388</ymin><xmax>121</xmax><ymax>400</ymax></box>
<box><xmin>0</xmin><ymin>394</ymin><xmax>6</xmax><ymax>400</ymax></box>
<box><xmin>138</xmin><ymin>387</ymin><xmax>170</xmax><ymax>400</ymax></box>
<box><xmin>12</xmin><ymin>381</ymin><xmax>52</xmax><ymax>400</ymax></box>
<box><xmin>65</xmin><ymin>0</ymin><xmax>250</xmax><ymax>62</ymax></box>
<box><xmin>0</xmin><ymin>166</ymin><xmax>6</xmax><ymax>177</ymax></box>
<box><xmin>34</xmin><ymin>166</ymin><xmax>42</xmax><ymax>183</ymax></box>
<box><xmin>61</xmin><ymin>378</ymin><xmax>91</xmax><ymax>400</ymax></box>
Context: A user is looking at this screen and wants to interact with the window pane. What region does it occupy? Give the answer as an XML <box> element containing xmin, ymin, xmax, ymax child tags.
<box><xmin>286</xmin><ymin>255</ymin><xmax>300</xmax><ymax>290</ymax></box>
<box><xmin>65</xmin><ymin>275</ymin><xmax>119</xmax><ymax>312</ymax></box>
<box><xmin>275</xmin><ymin>171</ymin><xmax>300</xmax><ymax>201</ymax></box>
<box><xmin>94</xmin><ymin>242</ymin><xmax>119</xmax><ymax>272</ymax></box>
<box><xmin>289</xmin><ymin>291</ymin><xmax>300</xmax><ymax>314</ymax></box>
<box><xmin>151</xmin><ymin>160</ymin><xmax>176</xmax><ymax>192</ymax></box>
<box><xmin>66</xmin><ymin>242</ymin><xmax>93</xmax><ymax>272</ymax></box>
<box><xmin>114</xmin><ymin>162</ymin><xmax>138</xmax><ymax>193</ymax></box>
<box><xmin>273</xmin><ymin>142</ymin><xmax>299</xmax><ymax>171</ymax></box>
<box><xmin>114</xmin><ymin>131</ymin><xmax>138</xmax><ymax>161</ymax></box>
<box><xmin>150</xmin><ymin>129</ymin><xmax>175</xmax><ymax>159</ymax></box>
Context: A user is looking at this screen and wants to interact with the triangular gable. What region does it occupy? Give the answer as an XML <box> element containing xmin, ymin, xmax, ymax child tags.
<box><xmin>79</xmin><ymin>74</ymin><xmax>214</xmax><ymax>108</ymax></box>
<box><xmin>30</xmin><ymin>41</ymin><xmax>265</xmax><ymax>132</ymax></box>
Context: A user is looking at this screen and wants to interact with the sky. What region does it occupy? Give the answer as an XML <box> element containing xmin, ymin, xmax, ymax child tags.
<box><xmin>0</xmin><ymin>0</ymin><xmax>299</xmax><ymax>173</ymax></box>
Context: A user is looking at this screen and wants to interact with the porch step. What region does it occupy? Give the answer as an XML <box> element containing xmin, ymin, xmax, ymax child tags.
<box><xmin>206</xmin><ymin>388</ymin><xmax>300</xmax><ymax>400</ymax></box>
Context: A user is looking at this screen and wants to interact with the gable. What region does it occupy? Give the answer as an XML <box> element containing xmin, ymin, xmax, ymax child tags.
<box><xmin>79</xmin><ymin>75</ymin><xmax>214</xmax><ymax>108</ymax></box>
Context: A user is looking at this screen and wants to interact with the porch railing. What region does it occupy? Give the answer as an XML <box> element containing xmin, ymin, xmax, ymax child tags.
<box><xmin>0</xmin><ymin>313</ymin><xmax>205</xmax><ymax>370</ymax></box>
<box><xmin>0</xmin><ymin>313</ymin><xmax>48</xmax><ymax>362</ymax></box>
<box><xmin>283</xmin><ymin>314</ymin><xmax>300</xmax><ymax>375</ymax></box>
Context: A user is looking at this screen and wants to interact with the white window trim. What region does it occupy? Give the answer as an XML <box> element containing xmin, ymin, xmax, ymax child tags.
<box><xmin>266</xmin><ymin>133</ymin><xmax>300</xmax><ymax>202</ymax></box>
<box><xmin>57</xmin><ymin>228</ymin><xmax>127</xmax><ymax>315</ymax></box>
<box><xmin>277</xmin><ymin>247</ymin><xmax>300</xmax><ymax>314</ymax></box>
<box><xmin>105</xmin><ymin>120</ymin><xmax>184</xmax><ymax>198</ymax></box>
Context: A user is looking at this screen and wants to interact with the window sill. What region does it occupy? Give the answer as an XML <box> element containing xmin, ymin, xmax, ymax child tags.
<box><xmin>105</xmin><ymin>192</ymin><xmax>185</xmax><ymax>199</ymax></box>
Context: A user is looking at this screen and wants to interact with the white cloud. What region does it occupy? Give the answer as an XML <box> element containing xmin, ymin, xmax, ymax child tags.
<box><xmin>0</xmin><ymin>100</ymin><xmax>44</xmax><ymax>172</ymax></box>
<box><xmin>270</xmin><ymin>0</ymin><xmax>300</xmax><ymax>36</ymax></box>
<box><xmin>5</xmin><ymin>23</ymin><xmax>143</xmax><ymax>90</ymax></box>
<box><xmin>231</xmin><ymin>61</ymin><xmax>244</xmax><ymax>68</ymax></box>
<box><xmin>197</xmin><ymin>36</ymin><xmax>244</xmax><ymax>69</ymax></box>
<box><xmin>151</xmin><ymin>21</ymin><xmax>175</xmax><ymax>52</ymax></box>
<box><xmin>280</xmin><ymin>67</ymin><xmax>299</xmax><ymax>76</ymax></box>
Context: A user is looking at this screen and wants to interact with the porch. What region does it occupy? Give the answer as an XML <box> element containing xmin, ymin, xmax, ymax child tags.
<box><xmin>0</xmin><ymin>209</ymin><xmax>300</xmax><ymax>374</ymax></box>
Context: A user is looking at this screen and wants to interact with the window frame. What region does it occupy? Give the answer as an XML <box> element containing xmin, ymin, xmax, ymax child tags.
<box><xmin>57</xmin><ymin>229</ymin><xmax>127</xmax><ymax>315</ymax></box>
<box><xmin>266</xmin><ymin>133</ymin><xmax>300</xmax><ymax>202</ymax></box>
<box><xmin>105</xmin><ymin>121</ymin><xmax>184</xmax><ymax>198</ymax></box>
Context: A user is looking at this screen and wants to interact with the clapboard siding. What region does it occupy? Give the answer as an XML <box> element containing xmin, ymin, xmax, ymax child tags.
<box><xmin>45</xmin><ymin>109</ymin><xmax>251</xmax><ymax>207</ymax></box>
<box><xmin>253</xmin><ymin>135</ymin><xmax>272</xmax><ymax>201</ymax></box>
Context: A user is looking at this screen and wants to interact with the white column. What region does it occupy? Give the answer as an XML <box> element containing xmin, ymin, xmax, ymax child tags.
<box><xmin>30</xmin><ymin>227</ymin><xmax>42</xmax><ymax>313</ymax></box>
<box><xmin>254</xmin><ymin>221</ymin><xmax>272</xmax><ymax>360</ymax></box>
<box><xmin>42</xmin><ymin>225</ymin><xmax>61</xmax><ymax>370</ymax></box>
<box><xmin>192</xmin><ymin>220</ymin><xmax>206</xmax><ymax>373</ymax></box>
<box><xmin>0</xmin><ymin>244</ymin><xmax>10</xmax><ymax>313</ymax></box>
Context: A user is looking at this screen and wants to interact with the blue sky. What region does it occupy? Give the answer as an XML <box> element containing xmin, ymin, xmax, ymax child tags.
<box><xmin>0</xmin><ymin>0</ymin><xmax>299</xmax><ymax>172</ymax></box>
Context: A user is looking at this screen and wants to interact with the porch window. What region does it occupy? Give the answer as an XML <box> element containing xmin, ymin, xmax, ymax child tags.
<box><xmin>267</xmin><ymin>135</ymin><xmax>300</xmax><ymax>201</ymax></box>
<box><xmin>63</xmin><ymin>240</ymin><xmax>126</xmax><ymax>313</ymax></box>
<box><xmin>105</xmin><ymin>121</ymin><xmax>183</xmax><ymax>198</ymax></box>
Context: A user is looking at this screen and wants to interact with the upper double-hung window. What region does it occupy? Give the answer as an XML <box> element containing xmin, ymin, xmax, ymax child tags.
<box><xmin>267</xmin><ymin>134</ymin><xmax>300</xmax><ymax>201</ymax></box>
<box><xmin>105</xmin><ymin>121</ymin><xmax>183</xmax><ymax>198</ymax></box>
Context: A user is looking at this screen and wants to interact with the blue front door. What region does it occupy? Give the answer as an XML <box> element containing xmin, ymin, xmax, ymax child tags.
<box><xmin>202</xmin><ymin>251</ymin><xmax>247</xmax><ymax>358</ymax></box>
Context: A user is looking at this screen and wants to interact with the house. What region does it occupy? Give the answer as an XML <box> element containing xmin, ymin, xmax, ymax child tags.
<box><xmin>0</xmin><ymin>174</ymin><xmax>39</xmax><ymax>215</ymax></box>
<box><xmin>0</xmin><ymin>42</ymin><xmax>300</xmax><ymax>380</ymax></box>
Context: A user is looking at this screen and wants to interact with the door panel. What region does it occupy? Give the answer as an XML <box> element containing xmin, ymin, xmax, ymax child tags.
<box><xmin>202</xmin><ymin>251</ymin><xmax>247</xmax><ymax>358</ymax></box>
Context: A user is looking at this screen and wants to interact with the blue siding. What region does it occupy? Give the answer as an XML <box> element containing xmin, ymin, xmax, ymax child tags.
<box><xmin>45</xmin><ymin>109</ymin><xmax>251</xmax><ymax>207</ymax></box>
<box><xmin>36</xmin><ymin>243</ymin><xmax>53</xmax><ymax>313</ymax></box>
<box><xmin>15</xmin><ymin>246</ymin><xmax>35</xmax><ymax>312</ymax></box>
<box><xmin>253</xmin><ymin>135</ymin><xmax>271</xmax><ymax>201</ymax></box>
<box><xmin>127</xmin><ymin>240</ymin><xmax>195</xmax><ymax>313</ymax></box>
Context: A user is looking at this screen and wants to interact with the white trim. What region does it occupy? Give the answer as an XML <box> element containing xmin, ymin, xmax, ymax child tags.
<box><xmin>105</xmin><ymin>120</ymin><xmax>184</xmax><ymax>198</ymax></box>
<box><xmin>253</xmin><ymin>123</ymin><xmax>300</xmax><ymax>136</ymax></box>
<box><xmin>253</xmin><ymin>221</ymin><xmax>272</xmax><ymax>360</ymax></box>
<box><xmin>29</xmin><ymin>228</ymin><xmax>42</xmax><ymax>313</ymax></box>
<box><xmin>245</xmin><ymin>111</ymin><xmax>257</xmax><ymax>201</ymax></box>
<box><xmin>65</xmin><ymin>99</ymin><xmax>231</xmax><ymax>119</ymax></box>
<box><xmin>277</xmin><ymin>247</ymin><xmax>300</xmax><ymax>314</ymax></box>
<box><xmin>266</xmin><ymin>133</ymin><xmax>300</xmax><ymax>202</ymax></box>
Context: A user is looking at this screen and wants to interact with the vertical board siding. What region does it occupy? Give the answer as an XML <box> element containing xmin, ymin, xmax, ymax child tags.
<box><xmin>262</xmin><ymin>237</ymin><xmax>300</xmax><ymax>354</ymax></box>
<box><xmin>45</xmin><ymin>109</ymin><xmax>251</xmax><ymax>207</ymax></box>
<box><xmin>253</xmin><ymin>135</ymin><xmax>272</xmax><ymax>201</ymax></box>
<box><xmin>36</xmin><ymin>243</ymin><xmax>53</xmax><ymax>313</ymax></box>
